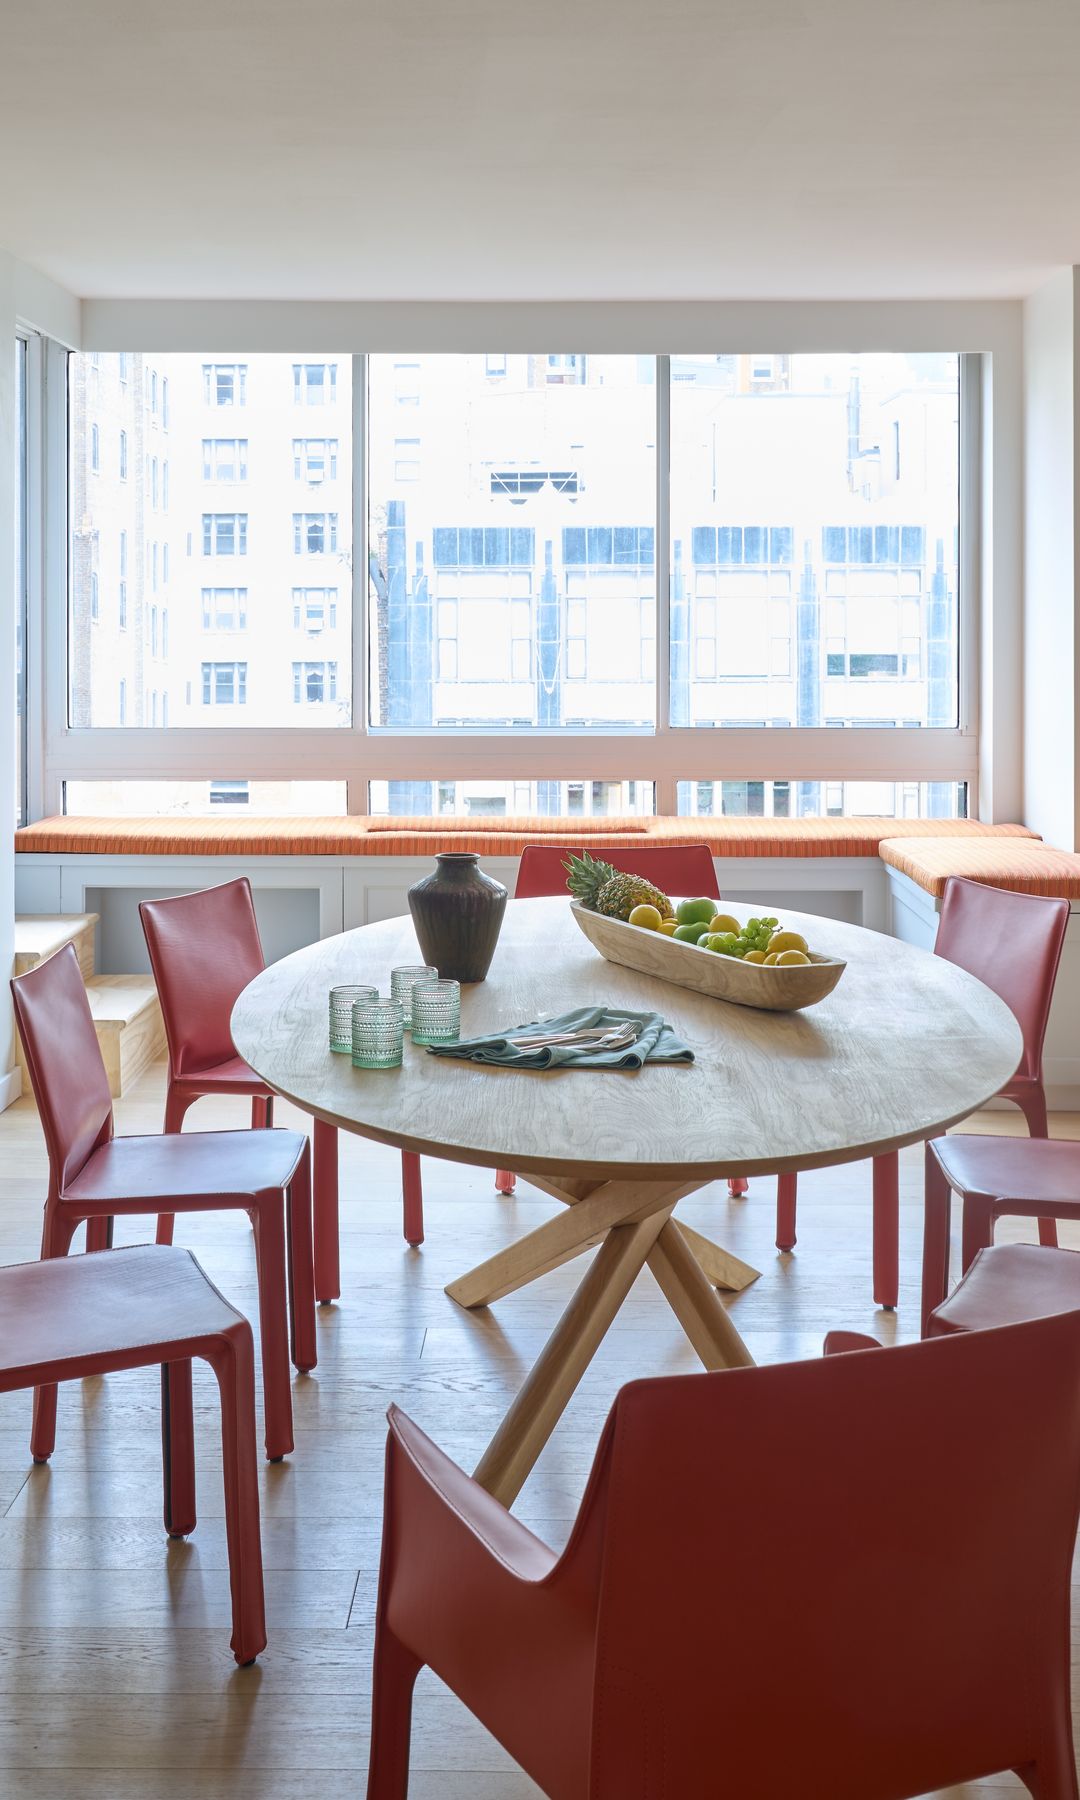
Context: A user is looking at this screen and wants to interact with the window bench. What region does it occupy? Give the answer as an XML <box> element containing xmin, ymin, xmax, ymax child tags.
<box><xmin>17</xmin><ymin>812</ymin><xmax>1080</xmax><ymax>1105</ymax></box>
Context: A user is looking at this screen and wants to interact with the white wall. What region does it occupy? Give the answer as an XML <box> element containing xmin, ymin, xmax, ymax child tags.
<box><xmin>1023</xmin><ymin>268</ymin><xmax>1079</xmax><ymax>849</ymax></box>
<box><xmin>0</xmin><ymin>252</ymin><xmax>17</xmax><ymax>1105</ymax></box>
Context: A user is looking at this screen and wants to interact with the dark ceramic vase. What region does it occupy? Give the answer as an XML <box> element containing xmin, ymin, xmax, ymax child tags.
<box><xmin>407</xmin><ymin>852</ymin><xmax>508</xmax><ymax>983</ymax></box>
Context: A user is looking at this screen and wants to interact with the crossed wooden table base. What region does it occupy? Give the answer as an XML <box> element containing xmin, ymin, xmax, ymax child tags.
<box><xmin>446</xmin><ymin>1175</ymin><xmax>760</xmax><ymax>1506</ymax></box>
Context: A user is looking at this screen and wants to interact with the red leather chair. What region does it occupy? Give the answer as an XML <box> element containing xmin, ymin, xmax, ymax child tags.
<box><xmin>495</xmin><ymin>843</ymin><xmax>734</xmax><ymax>1196</ymax></box>
<box><xmin>0</xmin><ymin>1243</ymin><xmax>266</xmax><ymax>1665</ymax></box>
<box><xmin>139</xmin><ymin>879</ymin><xmax>425</xmax><ymax>1305</ymax></box>
<box><xmin>927</xmin><ymin>1241</ymin><xmax>1080</xmax><ymax>1338</ymax></box>
<box><xmin>777</xmin><ymin>875</ymin><xmax>1070</xmax><ymax>1312</ymax></box>
<box><xmin>922</xmin><ymin>1136</ymin><xmax>1080</xmax><ymax>1330</ymax></box>
<box><xmin>368</xmin><ymin>1312</ymin><xmax>1080</xmax><ymax>1799</ymax></box>
<box><xmin>11</xmin><ymin>942</ymin><xmax>316</xmax><ymax>1463</ymax></box>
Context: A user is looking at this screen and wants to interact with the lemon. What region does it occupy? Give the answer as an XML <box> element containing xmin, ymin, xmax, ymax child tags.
<box><xmin>675</xmin><ymin>897</ymin><xmax>719</xmax><ymax>926</ymax></box>
<box><xmin>762</xmin><ymin>952</ymin><xmax>780</xmax><ymax>965</ymax></box>
<box><xmin>776</xmin><ymin>949</ymin><xmax>811</xmax><ymax>966</ymax></box>
<box><xmin>707</xmin><ymin>913</ymin><xmax>742</xmax><ymax>936</ymax></box>
<box><xmin>628</xmin><ymin>904</ymin><xmax>663</xmax><ymax>930</ymax></box>
<box><xmin>658</xmin><ymin>920</ymin><xmax>678</xmax><ymax>936</ymax></box>
<box><xmin>767</xmin><ymin>929</ymin><xmax>809</xmax><ymax>956</ymax></box>
<box><xmin>743</xmin><ymin>950</ymin><xmax>766</xmax><ymax>964</ymax></box>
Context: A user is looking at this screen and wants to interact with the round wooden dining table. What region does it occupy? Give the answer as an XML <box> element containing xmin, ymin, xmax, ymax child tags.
<box><xmin>232</xmin><ymin>896</ymin><xmax>1022</xmax><ymax>1505</ymax></box>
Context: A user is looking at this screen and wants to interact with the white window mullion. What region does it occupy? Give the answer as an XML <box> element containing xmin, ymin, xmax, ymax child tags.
<box><xmin>654</xmin><ymin>354</ymin><xmax>677</xmax><ymax>815</ymax></box>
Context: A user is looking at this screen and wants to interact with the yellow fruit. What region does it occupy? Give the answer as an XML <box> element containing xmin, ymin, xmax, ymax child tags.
<box><xmin>763</xmin><ymin>952</ymin><xmax>780</xmax><ymax>965</ymax></box>
<box><xmin>707</xmin><ymin>913</ymin><xmax>742</xmax><ymax>936</ymax></box>
<box><xmin>768</xmin><ymin>929</ymin><xmax>809</xmax><ymax>956</ymax></box>
<box><xmin>658</xmin><ymin>920</ymin><xmax>678</xmax><ymax>936</ymax></box>
<box><xmin>628</xmin><ymin>904</ymin><xmax>663</xmax><ymax>931</ymax></box>
<box><xmin>776</xmin><ymin>949</ymin><xmax>811</xmax><ymax>966</ymax></box>
<box><xmin>743</xmin><ymin>950</ymin><xmax>766</xmax><ymax>964</ymax></box>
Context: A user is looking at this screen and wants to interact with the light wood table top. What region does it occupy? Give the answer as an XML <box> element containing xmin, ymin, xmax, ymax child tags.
<box><xmin>232</xmin><ymin>897</ymin><xmax>1023</xmax><ymax>1184</ymax></box>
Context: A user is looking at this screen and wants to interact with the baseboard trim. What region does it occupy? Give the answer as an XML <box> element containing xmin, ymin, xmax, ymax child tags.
<box><xmin>0</xmin><ymin>1066</ymin><xmax>23</xmax><ymax>1114</ymax></box>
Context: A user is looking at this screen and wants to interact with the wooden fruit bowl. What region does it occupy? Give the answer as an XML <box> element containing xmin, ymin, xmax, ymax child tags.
<box><xmin>570</xmin><ymin>902</ymin><xmax>846</xmax><ymax>1013</ymax></box>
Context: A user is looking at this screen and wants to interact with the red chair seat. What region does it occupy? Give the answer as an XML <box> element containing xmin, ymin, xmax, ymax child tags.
<box><xmin>928</xmin><ymin>1243</ymin><xmax>1080</xmax><ymax>1335</ymax></box>
<box><xmin>0</xmin><ymin>1243</ymin><xmax>266</xmax><ymax>1666</ymax></box>
<box><xmin>930</xmin><ymin>1132</ymin><xmax>1080</xmax><ymax>1201</ymax></box>
<box><xmin>171</xmin><ymin>1054</ymin><xmax>272</xmax><ymax>1094</ymax></box>
<box><xmin>66</xmin><ymin>1128</ymin><xmax>308</xmax><ymax>1207</ymax></box>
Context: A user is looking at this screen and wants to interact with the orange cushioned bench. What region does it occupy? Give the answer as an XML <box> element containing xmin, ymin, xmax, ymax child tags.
<box><xmin>14</xmin><ymin>814</ymin><xmax>1041</xmax><ymax>860</ymax></box>
<box><xmin>880</xmin><ymin>837</ymin><xmax>1080</xmax><ymax>901</ymax></box>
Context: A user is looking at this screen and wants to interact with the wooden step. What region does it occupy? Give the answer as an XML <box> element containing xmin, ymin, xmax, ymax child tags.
<box><xmin>84</xmin><ymin>976</ymin><xmax>167</xmax><ymax>1099</ymax></box>
<box><xmin>14</xmin><ymin>913</ymin><xmax>99</xmax><ymax>980</ymax></box>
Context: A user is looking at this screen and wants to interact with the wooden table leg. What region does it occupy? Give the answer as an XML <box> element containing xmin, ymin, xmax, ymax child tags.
<box><xmin>472</xmin><ymin>1206</ymin><xmax>674</xmax><ymax>1505</ymax></box>
<box><xmin>647</xmin><ymin>1222</ymin><xmax>756</xmax><ymax>1371</ymax></box>
<box><xmin>673</xmin><ymin>1222</ymin><xmax>761</xmax><ymax>1294</ymax></box>
<box><xmin>446</xmin><ymin>1178</ymin><xmax>698</xmax><ymax>1310</ymax></box>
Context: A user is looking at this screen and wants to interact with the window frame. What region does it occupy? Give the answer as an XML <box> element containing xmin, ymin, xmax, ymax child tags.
<box><xmin>37</xmin><ymin>343</ymin><xmax>982</xmax><ymax>817</ymax></box>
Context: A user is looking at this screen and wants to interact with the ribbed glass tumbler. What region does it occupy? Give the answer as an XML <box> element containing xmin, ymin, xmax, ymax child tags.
<box><xmin>351</xmin><ymin>998</ymin><xmax>405</xmax><ymax>1070</ymax></box>
<box><xmin>329</xmin><ymin>985</ymin><xmax>379</xmax><ymax>1054</ymax></box>
<box><xmin>410</xmin><ymin>978</ymin><xmax>461</xmax><ymax>1046</ymax></box>
<box><xmin>390</xmin><ymin>964</ymin><xmax>438</xmax><ymax>1031</ymax></box>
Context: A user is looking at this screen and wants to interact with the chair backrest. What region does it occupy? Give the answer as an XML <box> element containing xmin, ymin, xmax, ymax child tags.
<box><xmin>566</xmin><ymin>1316</ymin><xmax>1080</xmax><ymax>1799</ymax></box>
<box><xmin>936</xmin><ymin>875</ymin><xmax>1069</xmax><ymax>1085</ymax></box>
<box><xmin>515</xmin><ymin>842</ymin><xmax>720</xmax><ymax>902</ymax></box>
<box><xmin>139</xmin><ymin>878</ymin><xmax>266</xmax><ymax>1078</ymax></box>
<box><xmin>11</xmin><ymin>942</ymin><xmax>113</xmax><ymax>1191</ymax></box>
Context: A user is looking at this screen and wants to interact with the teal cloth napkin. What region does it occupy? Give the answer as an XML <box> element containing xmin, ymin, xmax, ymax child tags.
<box><xmin>424</xmin><ymin>1006</ymin><xmax>694</xmax><ymax>1070</ymax></box>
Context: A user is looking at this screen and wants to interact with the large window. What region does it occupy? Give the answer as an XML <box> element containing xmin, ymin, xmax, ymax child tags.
<box><xmin>669</xmin><ymin>353</ymin><xmax>959</xmax><ymax>729</ymax></box>
<box><xmin>61</xmin><ymin>347</ymin><xmax>968</xmax><ymax>814</ymax></box>
<box><xmin>14</xmin><ymin>336</ymin><xmax>29</xmax><ymax>824</ymax></box>
<box><xmin>367</xmin><ymin>354</ymin><xmax>656</xmax><ymax>730</ymax></box>
<box><xmin>69</xmin><ymin>353</ymin><xmax>352</xmax><ymax>728</ymax></box>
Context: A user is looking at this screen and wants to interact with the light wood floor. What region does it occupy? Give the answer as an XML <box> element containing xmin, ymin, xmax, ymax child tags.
<box><xmin>0</xmin><ymin>1061</ymin><xmax>1075</xmax><ymax>1800</ymax></box>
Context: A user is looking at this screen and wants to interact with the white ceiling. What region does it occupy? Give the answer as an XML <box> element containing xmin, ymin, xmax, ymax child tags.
<box><xmin>3</xmin><ymin>0</ymin><xmax>1080</xmax><ymax>301</ymax></box>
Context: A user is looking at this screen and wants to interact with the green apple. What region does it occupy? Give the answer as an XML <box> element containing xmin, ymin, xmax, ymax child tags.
<box><xmin>675</xmin><ymin>896</ymin><xmax>718</xmax><ymax>927</ymax></box>
<box><xmin>673</xmin><ymin>920</ymin><xmax>710</xmax><ymax>942</ymax></box>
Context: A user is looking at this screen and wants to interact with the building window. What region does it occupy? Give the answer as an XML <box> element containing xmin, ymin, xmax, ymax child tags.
<box><xmin>293</xmin><ymin>512</ymin><xmax>337</xmax><ymax>555</ymax></box>
<box><xmin>293</xmin><ymin>438</ymin><xmax>338</xmax><ymax>482</ymax></box>
<box><xmin>162</xmin><ymin>461</ymin><xmax>170</xmax><ymax>509</ymax></box>
<box><xmin>161</xmin><ymin>377</ymin><xmax>169</xmax><ymax>429</ymax></box>
<box><xmin>118</xmin><ymin>429</ymin><xmax>127</xmax><ymax>480</ymax></box>
<box><xmin>90</xmin><ymin>423</ymin><xmax>100</xmax><ymax>473</ymax></box>
<box><xmin>118</xmin><ymin>529</ymin><xmax>127</xmax><ymax>629</ymax></box>
<box><xmin>162</xmin><ymin>609</ymin><xmax>169</xmax><ymax>657</ymax></box>
<box><xmin>202</xmin><ymin>438</ymin><xmax>249</xmax><ymax>482</ymax></box>
<box><xmin>485</xmin><ymin>354</ymin><xmax>508</xmax><ymax>378</ymax></box>
<box><xmin>90</xmin><ymin>571</ymin><xmax>99</xmax><ymax>621</ymax></box>
<box><xmin>210</xmin><ymin>780</ymin><xmax>250</xmax><ymax>806</ymax></box>
<box><xmin>394</xmin><ymin>438</ymin><xmax>420</xmax><ymax>481</ymax></box>
<box><xmin>202</xmin><ymin>661</ymin><xmax>248</xmax><ymax>706</ymax></box>
<box><xmin>118</xmin><ymin>678</ymin><xmax>126</xmax><ymax>724</ymax></box>
<box><xmin>151</xmin><ymin>542</ymin><xmax>158</xmax><ymax>592</ymax></box>
<box><xmin>293</xmin><ymin>661</ymin><xmax>337</xmax><ymax>704</ymax></box>
<box><xmin>546</xmin><ymin>354</ymin><xmax>586</xmax><ymax>384</ymax></box>
<box><xmin>150</xmin><ymin>605</ymin><xmax>158</xmax><ymax>656</ymax></box>
<box><xmin>150</xmin><ymin>370</ymin><xmax>158</xmax><ymax>415</ymax></box>
<box><xmin>150</xmin><ymin>458</ymin><xmax>158</xmax><ymax>508</ymax></box>
<box><xmin>203</xmin><ymin>363</ymin><xmax>247</xmax><ymax>407</ymax></box>
<box><xmin>293</xmin><ymin>363</ymin><xmax>337</xmax><ymax>405</ymax></box>
<box><xmin>150</xmin><ymin>690</ymin><xmax>158</xmax><ymax>726</ymax></box>
<box><xmin>202</xmin><ymin>587</ymin><xmax>248</xmax><ymax>630</ymax></box>
<box><xmin>118</xmin><ymin>352</ymin><xmax>128</xmax><ymax>386</ymax></box>
<box><xmin>394</xmin><ymin>361</ymin><xmax>421</xmax><ymax>406</ymax></box>
<box><xmin>203</xmin><ymin>513</ymin><xmax>248</xmax><ymax>555</ymax></box>
<box><xmin>292</xmin><ymin>587</ymin><xmax>337</xmax><ymax>632</ymax></box>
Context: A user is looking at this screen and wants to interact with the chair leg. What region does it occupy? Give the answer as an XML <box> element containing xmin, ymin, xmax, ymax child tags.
<box><xmin>313</xmin><ymin>1119</ymin><xmax>340</xmax><ymax>1304</ymax></box>
<box><xmin>1016</xmin><ymin>1727</ymin><xmax>1080</xmax><ymax>1799</ymax></box>
<box><xmin>285</xmin><ymin>1150</ymin><xmax>318</xmax><ymax>1376</ymax></box>
<box><xmin>158</xmin><ymin>1088</ymin><xmax>197</xmax><ymax>1246</ymax></box>
<box><xmin>776</xmin><ymin>1173</ymin><xmax>797</xmax><ymax>1251</ymax></box>
<box><xmin>367</xmin><ymin>1618</ymin><xmax>422</xmax><ymax>1800</ymax></box>
<box><xmin>495</xmin><ymin>1169</ymin><xmax>517</xmax><ymax>1195</ymax></box>
<box><xmin>31</xmin><ymin>1208</ymin><xmax>79</xmax><ymax>1463</ymax></box>
<box><xmin>728</xmin><ymin>1178</ymin><xmax>749</xmax><ymax>1197</ymax></box>
<box><xmin>960</xmin><ymin>1190</ymin><xmax>997</xmax><ymax>1275</ymax></box>
<box><xmin>251</xmin><ymin>1096</ymin><xmax>272</xmax><ymax>1129</ymax></box>
<box><xmin>1013</xmin><ymin>1088</ymin><xmax>1060</xmax><ymax>1245</ymax></box>
<box><xmin>921</xmin><ymin>1147</ymin><xmax>953</xmax><ymax>1334</ymax></box>
<box><xmin>161</xmin><ymin>1360</ymin><xmax>197</xmax><ymax>1538</ymax></box>
<box><xmin>85</xmin><ymin>1215</ymin><xmax>114</xmax><ymax>1252</ymax></box>
<box><xmin>249</xmin><ymin>1203</ymin><xmax>294</xmax><ymax>1462</ymax></box>
<box><xmin>206</xmin><ymin>1329</ymin><xmax>267</xmax><ymax>1668</ymax></box>
<box><xmin>871</xmin><ymin>1151</ymin><xmax>900</xmax><ymax>1311</ymax></box>
<box><xmin>401</xmin><ymin>1153</ymin><xmax>424</xmax><ymax>1248</ymax></box>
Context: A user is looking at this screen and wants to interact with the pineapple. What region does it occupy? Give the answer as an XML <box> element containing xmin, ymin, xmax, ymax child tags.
<box><xmin>563</xmin><ymin>850</ymin><xmax>674</xmax><ymax>922</ymax></box>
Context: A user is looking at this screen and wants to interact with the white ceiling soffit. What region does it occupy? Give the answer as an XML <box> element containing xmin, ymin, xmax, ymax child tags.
<box><xmin>2</xmin><ymin>0</ymin><xmax>1080</xmax><ymax>302</ymax></box>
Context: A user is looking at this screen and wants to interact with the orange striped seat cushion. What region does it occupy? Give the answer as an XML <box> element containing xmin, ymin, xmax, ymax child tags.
<box><xmin>880</xmin><ymin>837</ymin><xmax>1080</xmax><ymax>900</ymax></box>
<box><xmin>15</xmin><ymin>814</ymin><xmax>1042</xmax><ymax>859</ymax></box>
